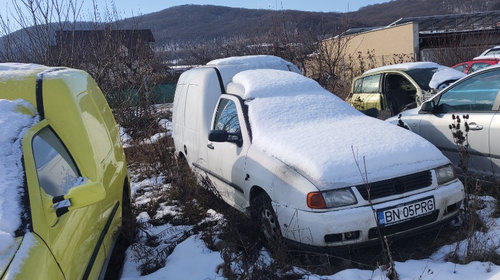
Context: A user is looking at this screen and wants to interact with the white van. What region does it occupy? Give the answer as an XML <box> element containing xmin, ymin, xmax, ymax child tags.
<box><xmin>172</xmin><ymin>55</ymin><xmax>464</xmax><ymax>249</ymax></box>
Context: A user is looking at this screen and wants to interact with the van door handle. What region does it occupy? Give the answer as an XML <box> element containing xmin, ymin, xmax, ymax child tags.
<box><xmin>207</xmin><ymin>143</ymin><xmax>214</xmax><ymax>150</ymax></box>
<box><xmin>468</xmin><ymin>122</ymin><xmax>483</xmax><ymax>131</ymax></box>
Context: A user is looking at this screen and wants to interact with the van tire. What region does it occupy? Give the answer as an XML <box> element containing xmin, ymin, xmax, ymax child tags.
<box><xmin>254</xmin><ymin>194</ymin><xmax>282</xmax><ymax>244</ymax></box>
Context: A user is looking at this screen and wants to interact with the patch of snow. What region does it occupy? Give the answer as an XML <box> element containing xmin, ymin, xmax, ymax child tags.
<box><xmin>121</xmin><ymin>235</ymin><xmax>223</xmax><ymax>280</ymax></box>
<box><xmin>0</xmin><ymin>64</ymin><xmax>47</xmax><ymax>83</ymax></box>
<box><xmin>230</xmin><ymin>70</ymin><xmax>448</xmax><ymax>188</ymax></box>
<box><xmin>473</xmin><ymin>55</ymin><xmax>500</xmax><ymax>61</ymax></box>
<box><xmin>364</xmin><ymin>62</ymin><xmax>444</xmax><ymax>74</ymax></box>
<box><xmin>141</xmin><ymin>132</ymin><xmax>168</xmax><ymax>145</ymax></box>
<box><xmin>159</xmin><ymin>119</ymin><xmax>172</xmax><ymax>135</ymax></box>
<box><xmin>0</xmin><ymin>63</ymin><xmax>46</xmax><ymax>71</ymax></box>
<box><xmin>304</xmin><ymin>268</ymin><xmax>387</xmax><ymax>280</ymax></box>
<box><xmin>130</xmin><ymin>176</ymin><xmax>166</xmax><ymax>197</ymax></box>
<box><xmin>136</xmin><ymin>212</ymin><xmax>151</xmax><ymax>223</ymax></box>
<box><xmin>0</xmin><ymin>99</ymin><xmax>38</xmax><ymax>258</ymax></box>
<box><xmin>120</xmin><ymin>126</ymin><xmax>132</xmax><ymax>148</ymax></box>
<box><xmin>153</xmin><ymin>204</ymin><xmax>182</xmax><ymax>220</ymax></box>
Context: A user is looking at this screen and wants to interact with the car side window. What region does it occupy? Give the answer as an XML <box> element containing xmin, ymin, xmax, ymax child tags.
<box><xmin>438</xmin><ymin>70</ymin><xmax>500</xmax><ymax>112</ymax></box>
<box><xmin>452</xmin><ymin>64</ymin><xmax>468</xmax><ymax>73</ymax></box>
<box><xmin>361</xmin><ymin>74</ymin><xmax>381</xmax><ymax>93</ymax></box>
<box><xmin>353</xmin><ymin>74</ymin><xmax>381</xmax><ymax>93</ymax></box>
<box><xmin>213</xmin><ymin>99</ymin><xmax>241</xmax><ymax>133</ymax></box>
<box><xmin>32</xmin><ymin>127</ymin><xmax>80</xmax><ymax>197</ymax></box>
<box><xmin>353</xmin><ymin>78</ymin><xmax>363</xmax><ymax>93</ymax></box>
<box><xmin>469</xmin><ymin>63</ymin><xmax>490</xmax><ymax>73</ymax></box>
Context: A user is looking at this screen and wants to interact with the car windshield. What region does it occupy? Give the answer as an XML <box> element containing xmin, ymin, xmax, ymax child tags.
<box><xmin>404</xmin><ymin>68</ymin><xmax>437</xmax><ymax>91</ymax></box>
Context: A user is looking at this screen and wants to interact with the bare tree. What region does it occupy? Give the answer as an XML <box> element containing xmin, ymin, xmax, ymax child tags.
<box><xmin>0</xmin><ymin>0</ymin><xmax>164</xmax><ymax>139</ymax></box>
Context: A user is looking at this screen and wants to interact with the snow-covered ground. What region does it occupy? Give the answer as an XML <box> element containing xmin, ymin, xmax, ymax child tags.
<box><xmin>121</xmin><ymin>169</ymin><xmax>500</xmax><ymax>280</ymax></box>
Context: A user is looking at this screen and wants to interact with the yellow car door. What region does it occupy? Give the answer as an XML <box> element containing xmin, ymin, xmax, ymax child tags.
<box><xmin>22</xmin><ymin>121</ymin><xmax>109</xmax><ymax>280</ymax></box>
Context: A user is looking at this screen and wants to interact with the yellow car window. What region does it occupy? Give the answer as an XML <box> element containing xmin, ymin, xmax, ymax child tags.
<box><xmin>32</xmin><ymin>127</ymin><xmax>80</xmax><ymax>197</ymax></box>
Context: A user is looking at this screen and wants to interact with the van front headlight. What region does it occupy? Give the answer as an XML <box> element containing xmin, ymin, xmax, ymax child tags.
<box><xmin>435</xmin><ymin>164</ymin><xmax>457</xmax><ymax>185</ymax></box>
<box><xmin>307</xmin><ymin>188</ymin><xmax>357</xmax><ymax>209</ymax></box>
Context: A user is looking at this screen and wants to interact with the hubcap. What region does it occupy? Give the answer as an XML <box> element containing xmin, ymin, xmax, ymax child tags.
<box><xmin>260</xmin><ymin>206</ymin><xmax>279</xmax><ymax>241</ymax></box>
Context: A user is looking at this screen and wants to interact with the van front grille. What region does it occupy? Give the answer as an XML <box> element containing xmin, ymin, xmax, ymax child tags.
<box><xmin>356</xmin><ymin>170</ymin><xmax>432</xmax><ymax>200</ymax></box>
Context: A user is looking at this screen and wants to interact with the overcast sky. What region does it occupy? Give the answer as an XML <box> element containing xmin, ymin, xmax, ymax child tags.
<box><xmin>0</xmin><ymin>0</ymin><xmax>391</xmax><ymax>19</ymax></box>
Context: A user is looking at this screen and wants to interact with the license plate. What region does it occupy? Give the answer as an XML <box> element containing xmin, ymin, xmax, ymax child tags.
<box><xmin>377</xmin><ymin>197</ymin><xmax>435</xmax><ymax>226</ymax></box>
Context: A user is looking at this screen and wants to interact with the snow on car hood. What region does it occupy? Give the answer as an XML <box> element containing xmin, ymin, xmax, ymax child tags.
<box><xmin>231</xmin><ymin>70</ymin><xmax>449</xmax><ymax>189</ymax></box>
<box><xmin>0</xmin><ymin>99</ymin><xmax>38</xmax><ymax>259</ymax></box>
<box><xmin>428</xmin><ymin>67</ymin><xmax>465</xmax><ymax>89</ymax></box>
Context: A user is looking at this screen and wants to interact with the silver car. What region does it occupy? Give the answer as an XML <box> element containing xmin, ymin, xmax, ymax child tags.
<box><xmin>387</xmin><ymin>65</ymin><xmax>500</xmax><ymax>179</ymax></box>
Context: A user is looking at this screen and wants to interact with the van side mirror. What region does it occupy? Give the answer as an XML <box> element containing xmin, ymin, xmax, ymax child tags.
<box><xmin>208</xmin><ymin>130</ymin><xmax>242</xmax><ymax>146</ymax></box>
<box><xmin>52</xmin><ymin>180</ymin><xmax>106</xmax><ymax>217</ymax></box>
<box><xmin>419</xmin><ymin>100</ymin><xmax>435</xmax><ymax>114</ymax></box>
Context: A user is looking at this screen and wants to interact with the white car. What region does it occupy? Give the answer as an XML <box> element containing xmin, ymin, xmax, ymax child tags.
<box><xmin>387</xmin><ymin>64</ymin><xmax>500</xmax><ymax>179</ymax></box>
<box><xmin>173</xmin><ymin>56</ymin><xmax>464</xmax><ymax>248</ymax></box>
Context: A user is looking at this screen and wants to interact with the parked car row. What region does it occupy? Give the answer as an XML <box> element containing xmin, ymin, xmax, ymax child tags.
<box><xmin>388</xmin><ymin>64</ymin><xmax>500</xmax><ymax>180</ymax></box>
<box><xmin>451</xmin><ymin>46</ymin><xmax>500</xmax><ymax>74</ymax></box>
<box><xmin>348</xmin><ymin>49</ymin><xmax>500</xmax><ymax>181</ymax></box>
<box><xmin>347</xmin><ymin>62</ymin><xmax>466</xmax><ymax>118</ymax></box>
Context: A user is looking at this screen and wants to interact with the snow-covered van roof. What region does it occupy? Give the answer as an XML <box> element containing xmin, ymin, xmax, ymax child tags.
<box><xmin>363</xmin><ymin>62</ymin><xmax>466</xmax><ymax>89</ymax></box>
<box><xmin>207</xmin><ymin>55</ymin><xmax>301</xmax><ymax>74</ymax></box>
<box><xmin>227</xmin><ymin>69</ymin><xmax>448</xmax><ymax>188</ymax></box>
<box><xmin>0</xmin><ymin>99</ymin><xmax>38</xmax><ymax>254</ymax></box>
<box><xmin>206</xmin><ymin>55</ymin><xmax>301</xmax><ymax>86</ymax></box>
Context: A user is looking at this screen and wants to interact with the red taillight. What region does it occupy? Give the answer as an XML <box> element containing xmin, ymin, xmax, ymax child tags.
<box><xmin>307</xmin><ymin>192</ymin><xmax>326</xmax><ymax>209</ymax></box>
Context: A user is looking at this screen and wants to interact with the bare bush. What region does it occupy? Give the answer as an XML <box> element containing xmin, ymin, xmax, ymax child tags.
<box><xmin>0</xmin><ymin>0</ymin><xmax>164</xmax><ymax>139</ymax></box>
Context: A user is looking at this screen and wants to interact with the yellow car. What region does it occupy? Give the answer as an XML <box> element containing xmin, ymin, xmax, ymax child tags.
<box><xmin>0</xmin><ymin>64</ymin><xmax>130</xmax><ymax>279</ymax></box>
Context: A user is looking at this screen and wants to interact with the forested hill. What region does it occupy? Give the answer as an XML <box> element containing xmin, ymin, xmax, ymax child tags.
<box><xmin>119</xmin><ymin>0</ymin><xmax>500</xmax><ymax>45</ymax></box>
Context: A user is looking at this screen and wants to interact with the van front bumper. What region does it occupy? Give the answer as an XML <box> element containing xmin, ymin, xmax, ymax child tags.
<box><xmin>273</xmin><ymin>180</ymin><xmax>464</xmax><ymax>248</ymax></box>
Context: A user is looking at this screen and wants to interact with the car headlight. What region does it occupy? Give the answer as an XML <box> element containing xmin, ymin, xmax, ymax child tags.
<box><xmin>435</xmin><ymin>164</ymin><xmax>456</xmax><ymax>185</ymax></box>
<box><xmin>307</xmin><ymin>188</ymin><xmax>357</xmax><ymax>209</ymax></box>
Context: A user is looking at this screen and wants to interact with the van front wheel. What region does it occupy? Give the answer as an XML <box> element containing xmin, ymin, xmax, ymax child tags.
<box><xmin>254</xmin><ymin>194</ymin><xmax>282</xmax><ymax>244</ymax></box>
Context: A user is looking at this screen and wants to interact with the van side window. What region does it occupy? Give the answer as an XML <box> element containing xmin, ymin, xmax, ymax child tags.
<box><xmin>213</xmin><ymin>99</ymin><xmax>240</xmax><ymax>133</ymax></box>
<box><xmin>32</xmin><ymin>127</ymin><xmax>80</xmax><ymax>197</ymax></box>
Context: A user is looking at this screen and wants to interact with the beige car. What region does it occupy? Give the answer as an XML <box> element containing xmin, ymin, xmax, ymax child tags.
<box><xmin>349</xmin><ymin>62</ymin><xmax>465</xmax><ymax>118</ymax></box>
